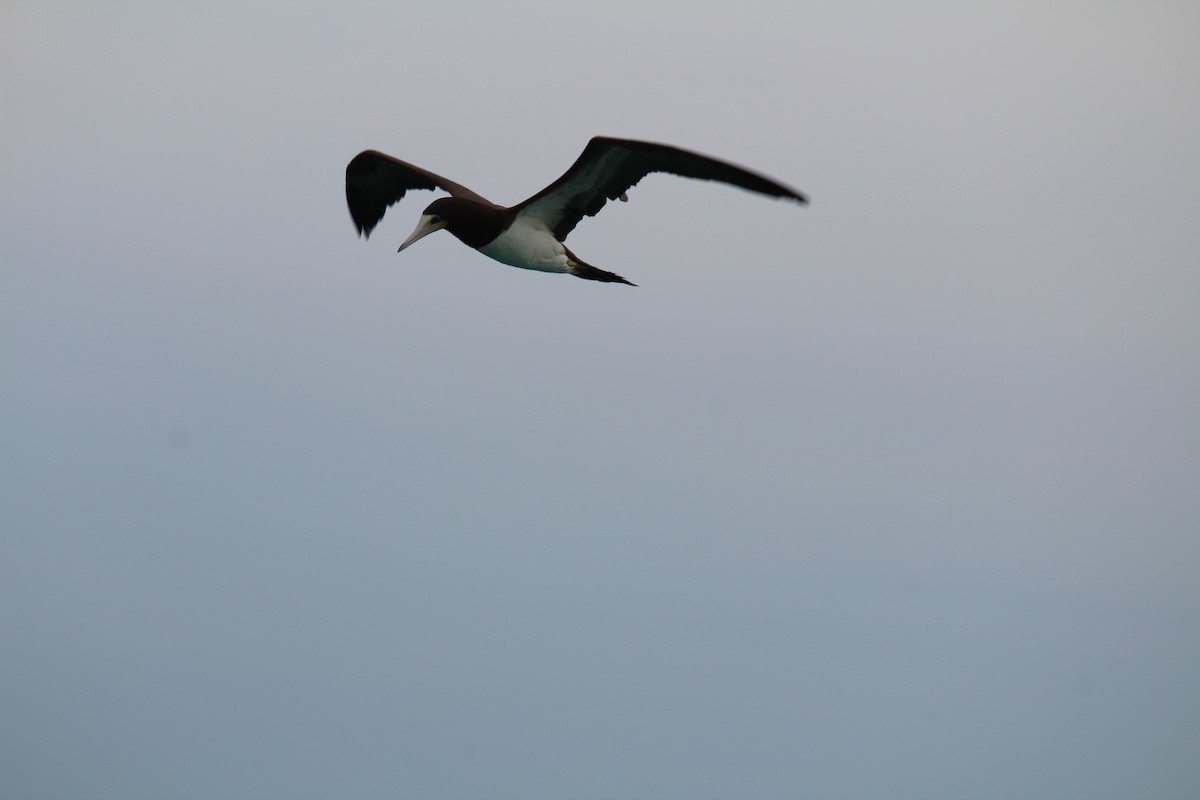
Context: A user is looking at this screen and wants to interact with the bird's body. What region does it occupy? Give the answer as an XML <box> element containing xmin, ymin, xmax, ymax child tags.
<box><xmin>345</xmin><ymin>136</ymin><xmax>807</xmax><ymax>285</ymax></box>
<box><xmin>477</xmin><ymin>220</ymin><xmax>569</xmax><ymax>274</ymax></box>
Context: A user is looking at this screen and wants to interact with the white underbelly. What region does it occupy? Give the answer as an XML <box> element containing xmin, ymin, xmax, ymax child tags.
<box><xmin>477</xmin><ymin>223</ymin><xmax>570</xmax><ymax>273</ymax></box>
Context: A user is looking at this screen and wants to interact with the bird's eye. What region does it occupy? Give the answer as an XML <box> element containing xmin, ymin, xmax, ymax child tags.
<box><xmin>430</xmin><ymin>215</ymin><xmax>442</xmax><ymax>224</ymax></box>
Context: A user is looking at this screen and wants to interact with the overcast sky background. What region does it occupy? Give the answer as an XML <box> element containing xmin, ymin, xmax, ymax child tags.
<box><xmin>3</xmin><ymin>2</ymin><xmax>1199</xmax><ymax>798</ymax></box>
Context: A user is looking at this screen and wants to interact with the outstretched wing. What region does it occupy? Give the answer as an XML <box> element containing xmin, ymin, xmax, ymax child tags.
<box><xmin>511</xmin><ymin>136</ymin><xmax>808</xmax><ymax>241</ymax></box>
<box><xmin>345</xmin><ymin>150</ymin><xmax>492</xmax><ymax>238</ymax></box>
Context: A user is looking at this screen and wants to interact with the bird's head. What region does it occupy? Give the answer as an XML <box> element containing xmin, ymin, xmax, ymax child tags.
<box><xmin>397</xmin><ymin>196</ymin><xmax>507</xmax><ymax>252</ymax></box>
<box><xmin>396</xmin><ymin>198</ymin><xmax>456</xmax><ymax>253</ymax></box>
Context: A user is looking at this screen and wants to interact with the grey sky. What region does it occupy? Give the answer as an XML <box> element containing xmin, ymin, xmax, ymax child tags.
<box><xmin>3</xmin><ymin>2</ymin><xmax>1199</xmax><ymax>798</ymax></box>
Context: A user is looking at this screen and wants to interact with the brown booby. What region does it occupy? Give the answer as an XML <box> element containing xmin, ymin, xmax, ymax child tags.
<box><xmin>345</xmin><ymin>136</ymin><xmax>807</xmax><ymax>286</ymax></box>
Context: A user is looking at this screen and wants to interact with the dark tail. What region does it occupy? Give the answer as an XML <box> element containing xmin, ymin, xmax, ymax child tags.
<box><xmin>566</xmin><ymin>250</ymin><xmax>636</xmax><ymax>286</ymax></box>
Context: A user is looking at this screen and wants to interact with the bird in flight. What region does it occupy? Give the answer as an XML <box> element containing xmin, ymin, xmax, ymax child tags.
<box><xmin>345</xmin><ymin>136</ymin><xmax>808</xmax><ymax>286</ymax></box>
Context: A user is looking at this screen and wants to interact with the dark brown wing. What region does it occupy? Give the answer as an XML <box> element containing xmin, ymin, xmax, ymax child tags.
<box><xmin>511</xmin><ymin>136</ymin><xmax>808</xmax><ymax>241</ymax></box>
<box><xmin>345</xmin><ymin>150</ymin><xmax>492</xmax><ymax>238</ymax></box>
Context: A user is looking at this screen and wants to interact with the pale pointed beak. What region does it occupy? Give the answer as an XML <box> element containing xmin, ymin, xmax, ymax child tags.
<box><xmin>397</xmin><ymin>214</ymin><xmax>449</xmax><ymax>253</ymax></box>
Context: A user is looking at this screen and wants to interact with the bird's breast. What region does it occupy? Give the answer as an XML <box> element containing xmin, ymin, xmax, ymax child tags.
<box><xmin>476</xmin><ymin>220</ymin><xmax>571</xmax><ymax>273</ymax></box>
